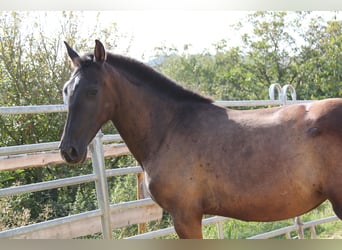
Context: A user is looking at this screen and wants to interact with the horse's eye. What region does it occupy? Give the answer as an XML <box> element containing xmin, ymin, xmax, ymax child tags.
<box><xmin>87</xmin><ymin>89</ymin><xmax>98</xmax><ymax>97</ymax></box>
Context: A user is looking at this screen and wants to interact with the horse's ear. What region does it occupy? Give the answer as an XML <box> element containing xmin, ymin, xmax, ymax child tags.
<box><xmin>64</xmin><ymin>41</ymin><xmax>80</xmax><ymax>67</ymax></box>
<box><xmin>94</xmin><ymin>39</ymin><xmax>106</xmax><ymax>64</ymax></box>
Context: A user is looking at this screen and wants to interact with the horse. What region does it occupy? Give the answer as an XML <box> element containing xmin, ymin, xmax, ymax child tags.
<box><xmin>59</xmin><ymin>40</ymin><xmax>342</xmax><ymax>239</ymax></box>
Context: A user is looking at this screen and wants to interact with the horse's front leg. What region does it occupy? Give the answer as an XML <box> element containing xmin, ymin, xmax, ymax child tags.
<box><xmin>170</xmin><ymin>209</ymin><xmax>203</xmax><ymax>239</ymax></box>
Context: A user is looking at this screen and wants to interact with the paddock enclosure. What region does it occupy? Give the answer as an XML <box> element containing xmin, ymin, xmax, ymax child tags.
<box><xmin>0</xmin><ymin>84</ymin><xmax>340</xmax><ymax>239</ymax></box>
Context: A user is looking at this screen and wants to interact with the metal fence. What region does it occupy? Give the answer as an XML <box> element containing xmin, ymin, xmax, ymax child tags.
<box><xmin>0</xmin><ymin>84</ymin><xmax>339</xmax><ymax>239</ymax></box>
<box><xmin>0</xmin><ymin>130</ymin><xmax>163</xmax><ymax>239</ymax></box>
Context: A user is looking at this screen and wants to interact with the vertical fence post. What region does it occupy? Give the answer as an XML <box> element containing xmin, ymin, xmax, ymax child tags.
<box><xmin>89</xmin><ymin>130</ymin><xmax>112</xmax><ymax>239</ymax></box>
<box><xmin>217</xmin><ymin>221</ymin><xmax>224</xmax><ymax>239</ymax></box>
<box><xmin>295</xmin><ymin>216</ymin><xmax>304</xmax><ymax>239</ymax></box>
<box><xmin>137</xmin><ymin>171</ymin><xmax>148</xmax><ymax>234</ymax></box>
<box><xmin>310</xmin><ymin>226</ymin><xmax>317</xmax><ymax>239</ymax></box>
<box><xmin>285</xmin><ymin>232</ymin><xmax>292</xmax><ymax>239</ymax></box>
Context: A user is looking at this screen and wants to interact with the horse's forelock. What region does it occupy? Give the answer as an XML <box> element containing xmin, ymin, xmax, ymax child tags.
<box><xmin>79</xmin><ymin>54</ymin><xmax>94</xmax><ymax>67</ymax></box>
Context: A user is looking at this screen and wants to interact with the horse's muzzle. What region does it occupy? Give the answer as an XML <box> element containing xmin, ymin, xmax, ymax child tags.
<box><xmin>59</xmin><ymin>143</ymin><xmax>86</xmax><ymax>165</ymax></box>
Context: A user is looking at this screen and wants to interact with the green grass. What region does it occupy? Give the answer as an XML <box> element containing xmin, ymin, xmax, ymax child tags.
<box><xmin>319</xmin><ymin>227</ymin><xmax>342</xmax><ymax>239</ymax></box>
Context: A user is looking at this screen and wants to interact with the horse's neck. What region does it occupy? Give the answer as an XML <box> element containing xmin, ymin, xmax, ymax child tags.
<box><xmin>110</xmin><ymin>76</ymin><xmax>178</xmax><ymax>165</ymax></box>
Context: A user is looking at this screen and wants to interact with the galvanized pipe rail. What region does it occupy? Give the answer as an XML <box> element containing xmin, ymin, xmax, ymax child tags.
<box><xmin>0</xmin><ymin>198</ymin><xmax>157</xmax><ymax>239</ymax></box>
<box><xmin>0</xmin><ymin>84</ymin><xmax>311</xmax><ymax>117</ymax></box>
<box><xmin>247</xmin><ymin>216</ymin><xmax>339</xmax><ymax>239</ymax></box>
<box><xmin>125</xmin><ymin>216</ymin><xmax>229</xmax><ymax>239</ymax></box>
<box><xmin>0</xmin><ymin>134</ymin><xmax>122</xmax><ymax>157</ymax></box>
<box><xmin>0</xmin><ymin>104</ymin><xmax>67</xmax><ymax>114</ymax></box>
<box><xmin>125</xmin><ymin>215</ymin><xmax>339</xmax><ymax>239</ymax></box>
<box><xmin>0</xmin><ymin>166</ymin><xmax>143</xmax><ymax>198</ymax></box>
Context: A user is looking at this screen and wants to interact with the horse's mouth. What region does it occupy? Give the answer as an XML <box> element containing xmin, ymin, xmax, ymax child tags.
<box><xmin>60</xmin><ymin>146</ymin><xmax>87</xmax><ymax>165</ymax></box>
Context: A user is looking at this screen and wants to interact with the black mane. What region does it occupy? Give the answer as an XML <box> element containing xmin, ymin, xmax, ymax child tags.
<box><xmin>101</xmin><ymin>53</ymin><xmax>213</xmax><ymax>103</ymax></box>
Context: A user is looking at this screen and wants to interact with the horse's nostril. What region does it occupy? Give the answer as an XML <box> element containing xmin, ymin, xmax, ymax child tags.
<box><xmin>68</xmin><ymin>146</ymin><xmax>78</xmax><ymax>158</ymax></box>
<box><xmin>61</xmin><ymin>146</ymin><xmax>80</xmax><ymax>163</ymax></box>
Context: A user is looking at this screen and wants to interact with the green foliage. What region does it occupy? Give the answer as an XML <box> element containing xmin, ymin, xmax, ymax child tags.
<box><xmin>297</xmin><ymin>18</ymin><xmax>342</xmax><ymax>99</ymax></box>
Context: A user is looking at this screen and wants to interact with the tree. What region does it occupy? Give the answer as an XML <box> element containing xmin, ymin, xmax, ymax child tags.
<box><xmin>298</xmin><ymin>17</ymin><xmax>342</xmax><ymax>99</ymax></box>
<box><xmin>155</xmin><ymin>12</ymin><xmax>342</xmax><ymax>102</ymax></box>
<box><xmin>236</xmin><ymin>12</ymin><xmax>307</xmax><ymax>99</ymax></box>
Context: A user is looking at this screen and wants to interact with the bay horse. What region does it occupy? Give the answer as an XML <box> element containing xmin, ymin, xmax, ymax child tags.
<box><xmin>59</xmin><ymin>40</ymin><xmax>342</xmax><ymax>239</ymax></box>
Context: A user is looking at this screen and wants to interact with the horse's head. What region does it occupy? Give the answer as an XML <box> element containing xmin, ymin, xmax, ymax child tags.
<box><xmin>59</xmin><ymin>40</ymin><xmax>114</xmax><ymax>164</ymax></box>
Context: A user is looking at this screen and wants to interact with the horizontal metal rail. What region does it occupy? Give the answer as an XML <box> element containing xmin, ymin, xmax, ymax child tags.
<box><xmin>0</xmin><ymin>198</ymin><xmax>156</xmax><ymax>239</ymax></box>
<box><xmin>126</xmin><ymin>215</ymin><xmax>340</xmax><ymax>239</ymax></box>
<box><xmin>215</xmin><ymin>99</ymin><xmax>315</xmax><ymax>107</ymax></box>
<box><xmin>0</xmin><ymin>166</ymin><xmax>143</xmax><ymax>198</ymax></box>
<box><xmin>247</xmin><ymin>216</ymin><xmax>339</xmax><ymax>239</ymax></box>
<box><xmin>125</xmin><ymin>216</ymin><xmax>230</xmax><ymax>239</ymax></box>
<box><xmin>0</xmin><ymin>173</ymin><xmax>96</xmax><ymax>198</ymax></box>
<box><xmin>0</xmin><ymin>208</ymin><xmax>102</xmax><ymax>239</ymax></box>
<box><xmin>0</xmin><ymin>104</ymin><xmax>67</xmax><ymax>115</ymax></box>
<box><xmin>106</xmin><ymin>166</ymin><xmax>142</xmax><ymax>177</ymax></box>
<box><xmin>0</xmin><ymin>134</ymin><xmax>123</xmax><ymax>157</ymax></box>
<box><xmin>0</xmin><ymin>99</ymin><xmax>317</xmax><ymax>116</ymax></box>
<box><xmin>0</xmin><ymin>142</ymin><xmax>61</xmax><ymax>157</ymax></box>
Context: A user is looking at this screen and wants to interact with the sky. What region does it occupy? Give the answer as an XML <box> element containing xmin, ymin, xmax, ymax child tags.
<box><xmin>18</xmin><ymin>11</ymin><xmax>253</xmax><ymax>61</ymax></box>
<box><xmin>61</xmin><ymin>10</ymin><xmax>251</xmax><ymax>61</ymax></box>
<box><xmin>73</xmin><ymin>11</ymin><xmax>340</xmax><ymax>61</ymax></box>
<box><xmin>2</xmin><ymin>0</ymin><xmax>342</xmax><ymax>63</ymax></box>
<box><xmin>18</xmin><ymin>11</ymin><xmax>251</xmax><ymax>61</ymax></box>
<box><xmin>4</xmin><ymin>10</ymin><xmax>342</xmax><ymax>62</ymax></box>
<box><xmin>101</xmin><ymin>11</ymin><xmax>250</xmax><ymax>60</ymax></box>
